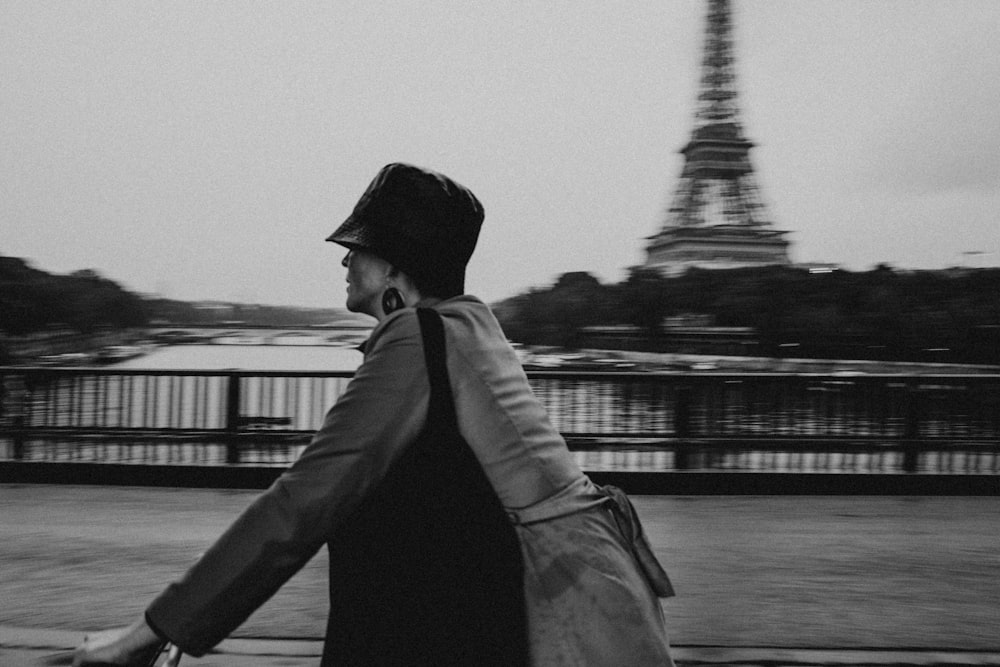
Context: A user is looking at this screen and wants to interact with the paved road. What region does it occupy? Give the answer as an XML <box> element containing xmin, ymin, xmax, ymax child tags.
<box><xmin>1</xmin><ymin>484</ymin><xmax>998</xmax><ymax>663</ymax></box>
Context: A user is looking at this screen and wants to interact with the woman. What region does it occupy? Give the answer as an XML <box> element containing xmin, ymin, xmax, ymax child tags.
<box><xmin>74</xmin><ymin>163</ymin><xmax>675</xmax><ymax>666</ymax></box>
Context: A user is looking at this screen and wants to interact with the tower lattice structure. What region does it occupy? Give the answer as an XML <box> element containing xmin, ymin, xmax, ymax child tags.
<box><xmin>644</xmin><ymin>0</ymin><xmax>791</xmax><ymax>276</ymax></box>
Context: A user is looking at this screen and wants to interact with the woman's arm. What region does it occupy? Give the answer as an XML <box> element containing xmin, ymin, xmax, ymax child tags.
<box><xmin>84</xmin><ymin>312</ymin><xmax>429</xmax><ymax>659</ymax></box>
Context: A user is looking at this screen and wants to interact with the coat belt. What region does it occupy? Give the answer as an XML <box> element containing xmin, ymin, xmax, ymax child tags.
<box><xmin>504</xmin><ymin>476</ymin><xmax>609</xmax><ymax>526</ymax></box>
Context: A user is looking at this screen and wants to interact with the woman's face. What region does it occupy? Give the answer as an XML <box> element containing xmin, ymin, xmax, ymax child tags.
<box><xmin>342</xmin><ymin>248</ymin><xmax>391</xmax><ymax>317</ymax></box>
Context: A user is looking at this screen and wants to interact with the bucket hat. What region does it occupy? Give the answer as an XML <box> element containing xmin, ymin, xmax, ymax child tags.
<box><xmin>327</xmin><ymin>163</ymin><xmax>484</xmax><ymax>297</ymax></box>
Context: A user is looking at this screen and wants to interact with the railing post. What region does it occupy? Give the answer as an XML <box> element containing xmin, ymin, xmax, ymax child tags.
<box><xmin>12</xmin><ymin>415</ymin><xmax>25</xmax><ymax>461</ymax></box>
<box><xmin>902</xmin><ymin>382</ymin><xmax>921</xmax><ymax>473</ymax></box>
<box><xmin>674</xmin><ymin>385</ymin><xmax>692</xmax><ymax>470</ymax></box>
<box><xmin>3</xmin><ymin>373</ymin><xmax>29</xmax><ymax>460</ymax></box>
<box><xmin>225</xmin><ymin>373</ymin><xmax>241</xmax><ymax>464</ymax></box>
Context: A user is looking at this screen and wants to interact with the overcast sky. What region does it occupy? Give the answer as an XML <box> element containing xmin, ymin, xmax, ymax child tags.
<box><xmin>3</xmin><ymin>1</ymin><xmax>999</xmax><ymax>308</ymax></box>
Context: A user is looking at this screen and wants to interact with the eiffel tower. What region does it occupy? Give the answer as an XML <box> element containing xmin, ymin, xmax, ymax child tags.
<box><xmin>644</xmin><ymin>0</ymin><xmax>791</xmax><ymax>276</ymax></box>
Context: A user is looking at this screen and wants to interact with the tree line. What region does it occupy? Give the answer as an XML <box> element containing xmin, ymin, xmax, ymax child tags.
<box><xmin>492</xmin><ymin>265</ymin><xmax>1000</xmax><ymax>365</ymax></box>
<box><xmin>4</xmin><ymin>254</ymin><xmax>999</xmax><ymax>364</ymax></box>
<box><xmin>0</xmin><ymin>254</ymin><xmax>342</xmax><ymax>338</ymax></box>
<box><xmin>1</xmin><ymin>256</ymin><xmax>148</xmax><ymax>336</ymax></box>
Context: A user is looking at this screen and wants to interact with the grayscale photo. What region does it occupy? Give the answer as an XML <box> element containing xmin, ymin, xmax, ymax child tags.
<box><xmin>2</xmin><ymin>1</ymin><xmax>998</xmax><ymax>665</ymax></box>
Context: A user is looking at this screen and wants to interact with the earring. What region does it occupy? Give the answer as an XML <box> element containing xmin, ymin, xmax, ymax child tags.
<box><xmin>381</xmin><ymin>287</ymin><xmax>404</xmax><ymax>315</ymax></box>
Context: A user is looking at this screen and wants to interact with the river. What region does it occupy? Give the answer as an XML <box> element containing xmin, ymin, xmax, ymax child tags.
<box><xmin>110</xmin><ymin>342</ymin><xmax>364</xmax><ymax>372</ymax></box>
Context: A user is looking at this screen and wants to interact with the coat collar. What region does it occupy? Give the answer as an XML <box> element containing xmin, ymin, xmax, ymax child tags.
<box><xmin>355</xmin><ymin>297</ymin><xmax>447</xmax><ymax>353</ymax></box>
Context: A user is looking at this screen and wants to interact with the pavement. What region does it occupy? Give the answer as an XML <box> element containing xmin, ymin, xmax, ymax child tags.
<box><xmin>3</xmin><ymin>485</ymin><xmax>999</xmax><ymax>665</ymax></box>
<box><xmin>4</xmin><ymin>626</ymin><xmax>1000</xmax><ymax>666</ymax></box>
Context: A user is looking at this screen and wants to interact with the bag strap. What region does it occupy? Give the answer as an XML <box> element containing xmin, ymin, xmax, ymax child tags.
<box><xmin>416</xmin><ymin>307</ymin><xmax>458</xmax><ymax>430</ymax></box>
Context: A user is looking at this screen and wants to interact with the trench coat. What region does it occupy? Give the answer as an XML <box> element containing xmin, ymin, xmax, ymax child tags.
<box><xmin>145</xmin><ymin>296</ymin><xmax>674</xmax><ymax>665</ymax></box>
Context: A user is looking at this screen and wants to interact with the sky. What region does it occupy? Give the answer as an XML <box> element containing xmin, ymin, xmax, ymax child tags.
<box><xmin>2</xmin><ymin>1</ymin><xmax>999</xmax><ymax>309</ymax></box>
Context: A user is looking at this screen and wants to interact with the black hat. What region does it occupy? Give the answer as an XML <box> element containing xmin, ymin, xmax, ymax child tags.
<box><xmin>326</xmin><ymin>163</ymin><xmax>484</xmax><ymax>297</ymax></box>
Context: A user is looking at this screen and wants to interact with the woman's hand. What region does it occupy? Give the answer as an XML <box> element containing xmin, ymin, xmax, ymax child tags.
<box><xmin>72</xmin><ymin>615</ymin><xmax>164</xmax><ymax>666</ymax></box>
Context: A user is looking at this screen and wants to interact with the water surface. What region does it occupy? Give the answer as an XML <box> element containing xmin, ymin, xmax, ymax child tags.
<box><xmin>112</xmin><ymin>343</ymin><xmax>363</xmax><ymax>372</ymax></box>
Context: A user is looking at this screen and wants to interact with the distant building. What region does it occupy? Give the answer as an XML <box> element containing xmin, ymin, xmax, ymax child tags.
<box><xmin>580</xmin><ymin>316</ymin><xmax>758</xmax><ymax>357</ymax></box>
<box><xmin>797</xmin><ymin>262</ymin><xmax>841</xmax><ymax>274</ymax></box>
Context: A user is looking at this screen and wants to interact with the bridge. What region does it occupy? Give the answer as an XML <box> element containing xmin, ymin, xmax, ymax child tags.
<box><xmin>147</xmin><ymin>324</ymin><xmax>372</xmax><ymax>347</ymax></box>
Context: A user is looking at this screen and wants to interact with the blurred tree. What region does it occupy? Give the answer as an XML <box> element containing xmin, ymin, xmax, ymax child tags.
<box><xmin>0</xmin><ymin>257</ymin><xmax>149</xmax><ymax>334</ymax></box>
<box><xmin>492</xmin><ymin>264</ymin><xmax>1000</xmax><ymax>363</ymax></box>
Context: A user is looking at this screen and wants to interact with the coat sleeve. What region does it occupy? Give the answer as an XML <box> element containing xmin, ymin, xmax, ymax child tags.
<box><xmin>145</xmin><ymin>312</ymin><xmax>428</xmax><ymax>656</ymax></box>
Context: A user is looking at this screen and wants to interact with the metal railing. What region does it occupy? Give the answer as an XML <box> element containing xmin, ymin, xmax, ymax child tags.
<box><xmin>2</xmin><ymin>367</ymin><xmax>999</xmax><ymax>474</ymax></box>
<box><xmin>528</xmin><ymin>372</ymin><xmax>1000</xmax><ymax>441</ymax></box>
